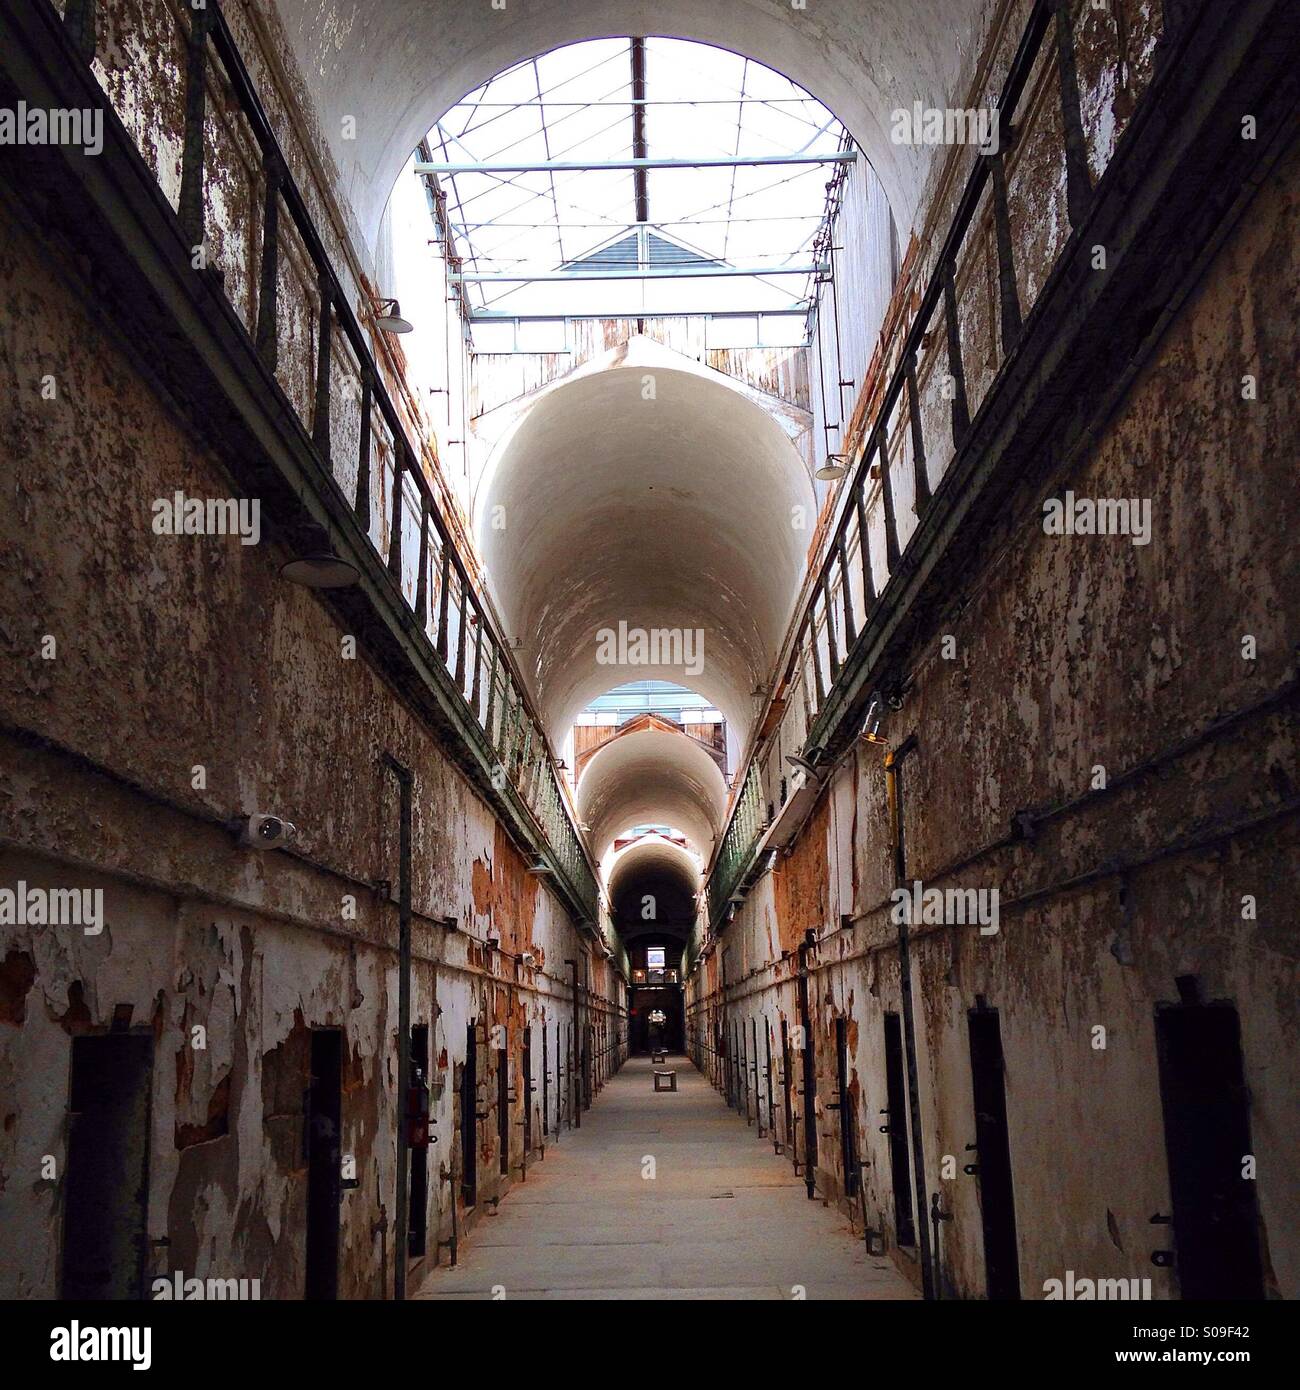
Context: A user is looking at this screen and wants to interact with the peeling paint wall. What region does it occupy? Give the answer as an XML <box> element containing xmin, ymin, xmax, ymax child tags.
<box><xmin>688</xmin><ymin>120</ymin><xmax>1300</xmax><ymax>1300</ymax></box>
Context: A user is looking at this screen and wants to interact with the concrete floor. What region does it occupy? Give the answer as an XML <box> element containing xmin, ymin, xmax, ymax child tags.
<box><xmin>413</xmin><ymin>1054</ymin><xmax>917</xmax><ymax>1300</ymax></box>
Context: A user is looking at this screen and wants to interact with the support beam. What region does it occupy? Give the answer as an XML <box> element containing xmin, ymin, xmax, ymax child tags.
<box><xmin>453</xmin><ymin>264</ymin><xmax>822</xmax><ymax>282</ymax></box>
<box><xmin>415</xmin><ymin>152</ymin><xmax>857</xmax><ymax>175</ymax></box>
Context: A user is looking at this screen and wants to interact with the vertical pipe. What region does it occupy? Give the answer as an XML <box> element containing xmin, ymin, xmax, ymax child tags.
<box><xmin>383</xmin><ymin>755</ymin><xmax>413</xmax><ymax>1302</ymax></box>
<box><xmin>797</xmin><ymin>939</ymin><xmax>818</xmax><ymax>1199</ymax></box>
<box><xmin>885</xmin><ymin>739</ymin><xmax>935</xmax><ymax>1298</ymax></box>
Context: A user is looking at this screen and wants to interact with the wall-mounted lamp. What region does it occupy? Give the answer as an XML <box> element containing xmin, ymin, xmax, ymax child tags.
<box><xmin>280</xmin><ymin>553</ymin><xmax>359</xmax><ymax>588</ymax></box>
<box><xmin>374</xmin><ymin>298</ymin><xmax>413</xmax><ymax>334</ymax></box>
<box><xmin>526</xmin><ymin>861</ymin><xmax>554</xmax><ymax>877</ymax></box>
<box><xmin>815</xmin><ymin>456</ymin><xmax>847</xmax><ymax>481</ymax></box>
<box><xmin>785</xmin><ymin>747</ymin><xmax>825</xmax><ymax>779</ymax></box>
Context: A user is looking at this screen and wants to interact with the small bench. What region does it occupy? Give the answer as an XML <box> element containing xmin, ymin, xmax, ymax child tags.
<box><xmin>653</xmin><ymin>1070</ymin><xmax>677</xmax><ymax>1092</ymax></box>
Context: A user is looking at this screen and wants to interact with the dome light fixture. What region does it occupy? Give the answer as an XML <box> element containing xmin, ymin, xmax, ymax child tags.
<box><xmin>280</xmin><ymin>553</ymin><xmax>360</xmax><ymax>588</ymax></box>
<box><xmin>815</xmin><ymin>455</ymin><xmax>847</xmax><ymax>481</ymax></box>
<box><xmin>374</xmin><ymin>297</ymin><xmax>414</xmax><ymax>334</ymax></box>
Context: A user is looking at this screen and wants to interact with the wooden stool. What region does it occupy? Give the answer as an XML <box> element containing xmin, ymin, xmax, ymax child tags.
<box><xmin>653</xmin><ymin>1070</ymin><xmax>677</xmax><ymax>1092</ymax></box>
<box><xmin>651</xmin><ymin>1049</ymin><xmax>667</xmax><ymax>1063</ymax></box>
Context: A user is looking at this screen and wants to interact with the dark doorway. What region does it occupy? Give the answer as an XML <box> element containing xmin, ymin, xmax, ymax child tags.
<box><xmin>460</xmin><ymin>1021</ymin><xmax>477</xmax><ymax>1207</ymax></box>
<box><xmin>61</xmin><ymin>1033</ymin><xmax>153</xmax><ymax>1300</ymax></box>
<box><xmin>541</xmin><ymin>1022</ymin><xmax>549</xmax><ymax>1138</ymax></box>
<box><xmin>523</xmin><ymin>1025</ymin><xmax>533</xmax><ymax>1155</ymax></box>
<box><xmin>1154</xmin><ymin>997</ymin><xmax>1264</xmax><ymax>1299</ymax></box>
<box><xmin>497</xmin><ymin>1036</ymin><xmax>510</xmax><ymax>1176</ymax></box>
<box><xmin>305</xmin><ymin>1029</ymin><xmax>342</xmax><ymax>1301</ymax></box>
<box><xmin>967</xmin><ymin>1006</ymin><xmax>1020</xmax><ymax>1299</ymax></box>
<box><xmin>764</xmin><ymin>1021</ymin><xmax>775</xmax><ymax>1135</ymax></box>
<box><xmin>835</xmin><ymin>1016</ymin><xmax>859</xmax><ymax>1198</ymax></box>
<box><xmin>408</xmin><ymin>1024</ymin><xmax>430</xmax><ymax>1258</ymax></box>
<box><xmin>883</xmin><ymin>1012</ymin><xmax>915</xmax><ymax>1247</ymax></box>
<box><xmin>780</xmin><ymin>1018</ymin><xmax>794</xmax><ymax>1154</ymax></box>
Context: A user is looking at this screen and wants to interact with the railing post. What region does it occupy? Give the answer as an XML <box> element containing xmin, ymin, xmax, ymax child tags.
<box><xmin>255</xmin><ymin>155</ymin><xmax>282</xmax><ymax>373</ymax></box>
<box><xmin>941</xmin><ymin>258</ymin><xmax>972</xmax><ymax>448</ymax></box>
<box><xmin>877</xmin><ymin>428</ymin><xmax>901</xmax><ymax>571</ymax></box>
<box><xmin>436</xmin><ymin>543</ymin><xmax>451</xmax><ymax>661</ymax></box>
<box><xmin>312</xmin><ymin>269</ymin><xmax>333</xmax><ymax>461</ymax></box>
<box><xmin>355</xmin><ymin>370</ymin><xmax>372</xmax><ymax>531</ymax></box>
<box><xmin>905</xmin><ymin>351</ymin><xmax>932</xmax><ymax>514</ymax></box>
<box><xmin>178</xmin><ymin>3</ymin><xmax>215</xmax><ymax>257</ymax></box>
<box><xmin>387</xmin><ymin>447</ymin><xmax>404</xmax><ymax>580</ymax></box>
<box><xmin>63</xmin><ymin>0</ymin><xmax>97</xmax><ymax>63</ymax></box>
<box><xmin>985</xmin><ymin>116</ymin><xmax>1023</xmax><ymax>354</ymax></box>
<box><xmin>484</xmin><ymin>643</ymin><xmax>500</xmax><ymax>740</ymax></box>
<box><xmin>1049</xmin><ymin>0</ymin><xmax>1093</xmax><ymax>230</ymax></box>
<box><xmin>821</xmin><ymin>573</ymin><xmax>841</xmax><ymax>678</ymax></box>
<box><xmin>836</xmin><ymin>531</ymin><xmax>857</xmax><ymax>646</ymax></box>
<box><xmin>470</xmin><ymin>605</ymin><xmax>485</xmax><ymax>712</ymax></box>
<box><xmin>807</xmin><ymin>616</ymin><xmax>826</xmax><ymax>708</ymax></box>
<box><xmin>453</xmin><ymin>563</ymin><xmax>468</xmax><ymax>684</ymax></box>
<box><xmin>414</xmin><ymin>493</ymin><xmax>429</xmax><ymax>627</ymax></box>
<box><xmin>855</xmin><ymin>481</ymin><xmax>876</xmax><ymax>606</ymax></box>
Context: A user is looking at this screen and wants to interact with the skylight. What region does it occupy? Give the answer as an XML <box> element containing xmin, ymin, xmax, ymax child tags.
<box><xmin>418</xmin><ymin>38</ymin><xmax>853</xmax><ymax>335</ymax></box>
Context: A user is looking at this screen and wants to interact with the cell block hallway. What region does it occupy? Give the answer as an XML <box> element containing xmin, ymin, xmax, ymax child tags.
<box><xmin>0</xmin><ymin>0</ymin><xmax>1296</xmax><ymax>1335</ymax></box>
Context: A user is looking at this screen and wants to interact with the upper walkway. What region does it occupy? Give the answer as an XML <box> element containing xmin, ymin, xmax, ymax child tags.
<box><xmin>414</xmin><ymin>1055</ymin><xmax>916</xmax><ymax>1300</ymax></box>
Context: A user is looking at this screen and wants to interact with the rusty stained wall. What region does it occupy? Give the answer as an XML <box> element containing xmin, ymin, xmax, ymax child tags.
<box><xmin>0</xmin><ymin>167</ymin><xmax>619</xmax><ymax>1295</ymax></box>
<box><xmin>687</xmin><ymin>121</ymin><xmax>1300</xmax><ymax>1298</ymax></box>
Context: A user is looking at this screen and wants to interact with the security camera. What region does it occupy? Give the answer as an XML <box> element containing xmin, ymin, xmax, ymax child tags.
<box><xmin>235</xmin><ymin>813</ymin><xmax>297</xmax><ymax>849</ymax></box>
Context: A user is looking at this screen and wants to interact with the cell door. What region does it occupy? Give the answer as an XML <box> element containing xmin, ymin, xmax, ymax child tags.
<box><xmin>62</xmin><ymin>1033</ymin><xmax>154</xmax><ymax>1300</ymax></box>
<box><xmin>835</xmin><ymin>1016</ymin><xmax>859</xmax><ymax>1198</ymax></box>
<box><xmin>1154</xmin><ymin>998</ymin><xmax>1263</xmax><ymax>1299</ymax></box>
<box><xmin>305</xmin><ymin>1029</ymin><xmax>343</xmax><ymax>1300</ymax></box>
<box><xmin>408</xmin><ymin>1024</ymin><xmax>430</xmax><ymax>1258</ymax></box>
<box><xmin>460</xmin><ymin>1022</ymin><xmax>477</xmax><ymax>1207</ymax></box>
<box><xmin>497</xmin><ymin>1038</ymin><xmax>510</xmax><ymax>1176</ymax></box>
<box><xmin>883</xmin><ymin>1013</ymin><xmax>915</xmax><ymax>1246</ymax></box>
<box><xmin>523</xmin><ymin>1024</ymin><xmax>534</xmax><ymax>1154</ymax></box>
<box><xmin>967</xmin><ymin>1007</ymin><xmax>1020</xmax><ymax>1299</ymax></box>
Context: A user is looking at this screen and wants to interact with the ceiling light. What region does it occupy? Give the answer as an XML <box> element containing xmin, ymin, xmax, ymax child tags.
<box><xmin>816</xmin><ymin>457</ymin><xmax>847</xmax><ymax>481</ymax></box>
<box><xmin>280</xmin><ymin>553</ymin><xmax>360</xmax><ymax>588</ymax></box>
<box><xmin>526</xmin><ymin>860</ymin><xmax>554</xmax><ymax>876</ymax></box>
<box><xmin>375</xmin><ymin>298</ymin><xmax>414</xmax><ymax>334</ymax></box>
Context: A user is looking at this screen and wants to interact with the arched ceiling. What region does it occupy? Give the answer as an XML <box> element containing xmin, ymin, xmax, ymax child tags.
<box><xmin>270</xmin><ymin>0</ymin><xmax>993</xmax><ymax>253</ymax></box>
<box><xmin>577</xmin><ymin>725</ymin><xmax>728</xmax><ymax>864</ymax></box>
<box><xmin>478</xmin><ymin>337</ymin><xmax>814</xmax><ymax>737</ymax></box>
<box><xmin>608</xmin><ymin>837</ymin><xmax>701</xmax><ymax>939</ymax></box>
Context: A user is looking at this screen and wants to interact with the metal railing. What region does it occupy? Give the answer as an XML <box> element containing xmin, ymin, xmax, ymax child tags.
<box><xmin>53</xmin><ymin>0</ymin><xmax>599</xmax><ymax>923</ymax></box>
<box><xmin>705</xmin><ymin>0</ymin><xmax>1164</xmax><ymax>927</ymax></box>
